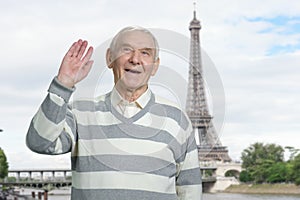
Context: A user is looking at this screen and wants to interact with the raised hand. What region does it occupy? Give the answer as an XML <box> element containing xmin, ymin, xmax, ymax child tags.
<box><xmin>57</xmin><ymin>39</ymin><xmax>94</xmax><ymax>88</ymax></box>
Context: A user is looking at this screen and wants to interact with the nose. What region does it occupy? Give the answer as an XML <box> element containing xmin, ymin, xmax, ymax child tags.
<box><xmin>128</xmin><ymin>50</ymin><xmax>141</xmax><ymax>65</ymax></box>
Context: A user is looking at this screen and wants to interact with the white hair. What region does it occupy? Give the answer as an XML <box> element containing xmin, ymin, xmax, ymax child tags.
<box><xmin>109</xmin><ymin>26</ymin><xmax>159</xmax><ymax>60</ymax></box>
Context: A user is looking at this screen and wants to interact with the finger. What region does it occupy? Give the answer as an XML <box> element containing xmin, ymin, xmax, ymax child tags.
<box><xmin>65</xmin><ymin>42</ymin><xmax>77</xmax><ymax>57</ymax></box>
<box><xmin>77</xmin><ymin>40</ymin><xmax>88</xmax><ymax>59</ymax></box>
<box><xmin>86</xmin><ymin>60</ymin><xmax>94</xmax><ymax>69</ymax></box>
<box><xmin>82</xmin><ymin>46</ymin><xmax>94</xmax><ymax>64</ymax></box>
<box><xmin>73</xmin><ymin>39</ymin><xmax>83</xmax><ymax>57</ymax></box>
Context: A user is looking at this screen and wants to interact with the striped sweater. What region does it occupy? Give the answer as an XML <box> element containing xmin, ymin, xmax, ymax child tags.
<box><xmin>26</xmin><ymin>77</ymin><xmax>202</xmax><ymax>200</ymax></box>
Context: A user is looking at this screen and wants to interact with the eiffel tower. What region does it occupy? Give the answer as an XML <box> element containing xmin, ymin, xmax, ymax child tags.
<box><xmin>186</xmin><ymin>8</ymin><xmax>231</xmax><ymax>162</ymax></box>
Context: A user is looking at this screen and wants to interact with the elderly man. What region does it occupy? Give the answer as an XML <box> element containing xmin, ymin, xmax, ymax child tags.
<box><xmin>26</xmin><ymin>26</ymin><xmax>202</xmax><ymax>200</ymax></box>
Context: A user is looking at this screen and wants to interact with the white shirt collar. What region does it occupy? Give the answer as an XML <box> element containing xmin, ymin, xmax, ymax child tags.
<box><xmin>111</xmin><ymin>87</ymin><xmax>151</xmax><ymax>109</ymax></box>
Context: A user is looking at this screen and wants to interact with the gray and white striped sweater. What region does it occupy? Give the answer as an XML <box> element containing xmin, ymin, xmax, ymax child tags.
<box><xmin>26</xmin><ymin>77</ymin><xmax>202</xmax><ymax>200</ymax></box>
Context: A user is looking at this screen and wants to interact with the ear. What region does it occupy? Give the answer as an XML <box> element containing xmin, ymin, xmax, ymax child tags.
<box><xmin>106</xmin><ymin>48</ymin><xmax>113</xmax><ymax>68</ymax></box>
<box><xmin>151</xmin><ymin>57</ymin><xmax>160</xmax><ymax>76</ymax></box>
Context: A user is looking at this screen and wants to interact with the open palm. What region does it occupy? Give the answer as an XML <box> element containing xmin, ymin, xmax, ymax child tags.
<box><xmin>57</xmin><ymin>39</ymin><xmax>94</xmax><ymax>88</ymax></box>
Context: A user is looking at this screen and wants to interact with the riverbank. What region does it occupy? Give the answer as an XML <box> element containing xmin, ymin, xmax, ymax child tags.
<box><xmin>225</xmin><ymin>183</ymin><xmax>300</xmax><ymax>195</ymax></box>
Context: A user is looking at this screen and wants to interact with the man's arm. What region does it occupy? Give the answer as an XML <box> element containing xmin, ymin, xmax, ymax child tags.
<box><xmin>26</xmin><ymin>78</ymin><xmax>76</xmax><ymax>154</ymax></box>
<box><xmin>26</xmin><ymin>40</ymin><xmax>94</xmax><ymax>154</ymax></box>
<box><xmin>176</xmin><ymin>127</ymin><xmax>202</xmax><ymax>200</ymax></box>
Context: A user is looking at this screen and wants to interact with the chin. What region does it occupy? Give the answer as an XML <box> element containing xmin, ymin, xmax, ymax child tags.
<box><xmin>123</xmin><ymin>82</ymin><xmax>147</xmax><ymax>92</ymax></box>
<box><xmin>119</xmin><ymin>78</ymin><xmax>142</xmax><ymax>89</ymax></box>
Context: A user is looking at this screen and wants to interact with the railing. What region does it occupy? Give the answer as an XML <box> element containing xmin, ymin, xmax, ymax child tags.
<box><xmin>202</xmin><ymin>177</ymin><xmax>217</xmax><ymax>183</ymax></box>
<box><xmin>0</xmin><ymin>179</ymin><xmax>72</xmax><ymax>189</ymax></box>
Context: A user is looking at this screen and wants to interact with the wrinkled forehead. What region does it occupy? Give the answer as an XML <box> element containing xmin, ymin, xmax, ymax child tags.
<box><xmin>115</xmin><ymin>30</ymin><xmax>156</xmax><ymax>50</ymax></box>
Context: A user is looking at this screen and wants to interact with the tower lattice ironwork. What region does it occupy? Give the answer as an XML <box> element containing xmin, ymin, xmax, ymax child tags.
<box><xmin>186</xmin><ymin>10</ymin><xmax>231</xmax><ymax>162</ymax></box>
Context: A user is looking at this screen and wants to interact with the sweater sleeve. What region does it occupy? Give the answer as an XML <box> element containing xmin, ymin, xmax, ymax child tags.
<box><xmin>26</xmin><ymin>77</ymin><xmax>77</xmax><ymax>155</ymax></box>
<box><xmin>176</xmin><ymin>123</ymin><xmax>202</xmax><ymax>200</ymax></box>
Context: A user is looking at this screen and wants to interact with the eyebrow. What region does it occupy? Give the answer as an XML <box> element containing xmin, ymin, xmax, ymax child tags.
<box><xmin>120</xmin><ymin>43</ymin><xmax>155</xmax><ymax>50</ymax></box>
<box><xmin>140</xmin><ymin>47</ymin><xmax>154</xmax><ymax>51</ymax></box>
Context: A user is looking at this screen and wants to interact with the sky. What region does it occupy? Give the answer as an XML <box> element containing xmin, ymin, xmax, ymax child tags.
<box><xmin>0</xmin><ymin>0</ymin><xmax>300</xmax><ymax>170</ymax></box>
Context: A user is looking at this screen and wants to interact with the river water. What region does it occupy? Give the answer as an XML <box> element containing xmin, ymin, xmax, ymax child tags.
<box><xmin>203</xmin><ymin>193</ymin><xmax>300</xmax><ymax>200</ymax></box>
<box><xmin>45</xmin><ymin>193</ymin><xmax>300</xmax><ymax>200</ymax></box>
<box><xmin>16</xmin><ymin>188</ymin><xmax>300</xmax><ymax>200</ymax></box>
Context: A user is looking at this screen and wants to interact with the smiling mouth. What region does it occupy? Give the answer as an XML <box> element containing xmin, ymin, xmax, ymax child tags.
<box><xmin>125</xmin><ymin>69</ymin><xmax>141</xmax><ymax>74</ymax></box>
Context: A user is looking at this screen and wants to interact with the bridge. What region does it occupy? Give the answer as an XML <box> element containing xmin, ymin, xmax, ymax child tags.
<box><xmin>1</xmin><ymin>164</ymin><xmax>242</xmax><ymax>193</ymax></box>
<box><xmin>2</xmin><ymin>168</ymin><xmax>217</xmax><ymax>184</ymax></box>
<box><xmin>1</xmin><ymin>169</ymin><xmax>72</xmax><ymax>188</ymax></box>
<box><xmin>200</xmin><ymin>161</ymin><xmax>243</xmax><ymax>192</ymax></box>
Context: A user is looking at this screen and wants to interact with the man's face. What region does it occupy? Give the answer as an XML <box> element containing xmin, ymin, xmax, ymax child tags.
<box><xmin>107</xmin><ymin>30</ymin><xmax>159</xmax><ymax>92</ymax></box>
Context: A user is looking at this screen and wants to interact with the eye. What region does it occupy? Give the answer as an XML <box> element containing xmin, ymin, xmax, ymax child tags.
<box><xmin>121</xmin><ymin>46</ymin><xmax>133</xmax><ymax>53</ymax></box>
<box><xmin>141</xmin><ymin>50</ymin><xmax>151</xmax><ymax>56</ymax></box>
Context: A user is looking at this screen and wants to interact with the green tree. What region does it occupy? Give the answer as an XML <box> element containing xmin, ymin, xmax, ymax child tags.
<box><xmin>292</xmin><ymin>153</ymin><xmax>300</xmax><ymax>185</ymax></box>
<box><xmin>266</xmin><ymin>162</ymin><xmax>288</xmax><ymax>183</ymax></box>
<box><xmin>0</xmin><ymin>147</ymin><xmax>9</xmax><ymax>179</ymax></box>
<box><xmin>225</xmin><ymin>170</ymin><xmax>239</xmax><ymax>178</ymax></box>
<box><xmin>239</xmin><ymin>170</ymin><xmax>253</xmax><ymax>182</ymax></box>
<box><xmin>285</xmin><ymin>146</ymin><xmax>300</xmax><ymax>161</ymax></box>
<box><xmin>284</xmin><ymin>162</ymin><xmax>294</xmax><ymax>183</ymax></box>
<box><xmin>251</xmin><ymin>159</ymin><xmax>274</xmax><ymax>183</ymax></box>
<box><xmin>241</xmin><ymin>142</ymin><xmax>284</xmax><ymax>183</ymax></box>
